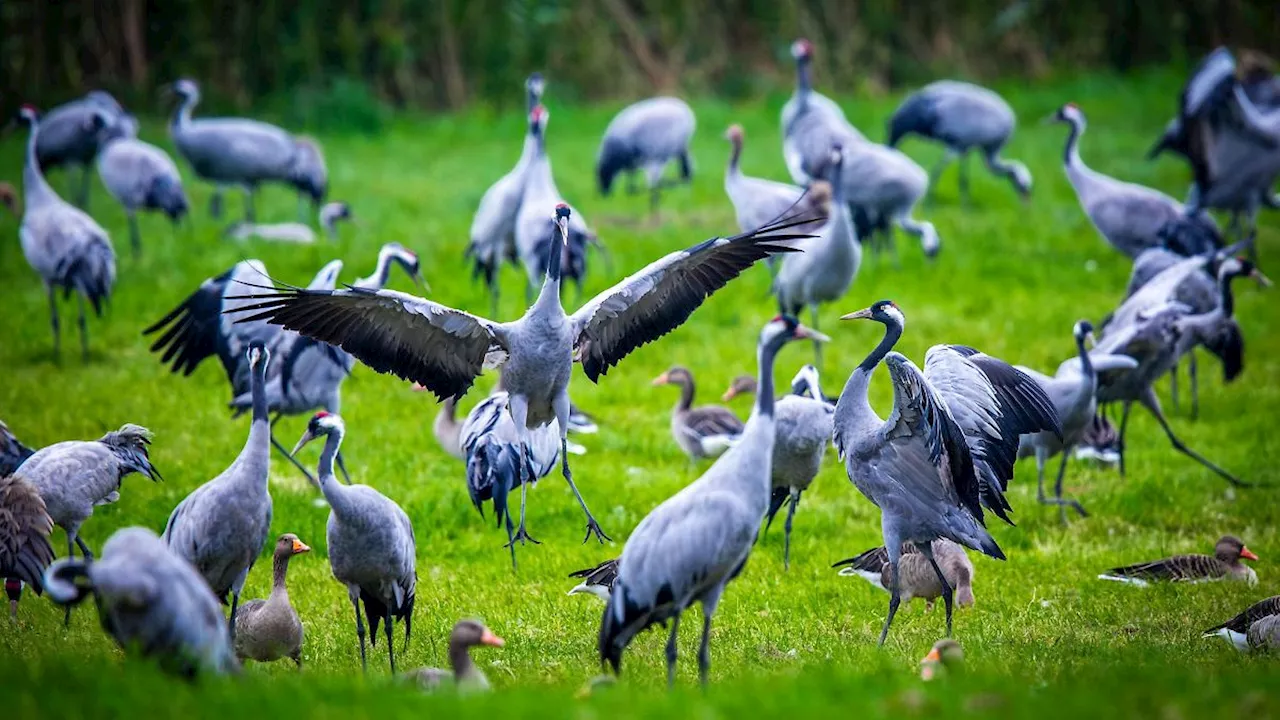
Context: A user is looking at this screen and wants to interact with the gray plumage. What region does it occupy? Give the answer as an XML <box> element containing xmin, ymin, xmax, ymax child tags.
<box><xmin>596</xmin><ymin>97</ymin><xmax>696</xmax><ymax>214</ymax></box>
<box><xmin>1203</xmin><ymin>595</ymin><xmax>1280</xmax><ymax>652</ymax></box>
<box><xmin>44</xmin><ymin>527</ymin><xmax>237</xmax><ymax>677</ymax></box>
<box><xmin>34</xmin><ymin>91</ymin><xmax>136</xmax><ymax>208</ymax></box>
<box><xmin>781</xmin><ymin>38</ymin><xmax>862</xmax><ymax>185</ymax></box>
<box><xmin>887</xmin><ymin>80</ymin><xmax>1031</xmax><ymax>202</ymax></box>
<box><xmin>722</xmin><ymin>367</ymin><xmax>835</xmax><ymax>570</ymax></box>
<box><xmin>568</xmin><ymin>558</ymin><xmax>618</xmax><ymax>600</ymax></box>
<box><xmin>233</xmin><ymin>533</ymin><xmax>309</xmax><ymax>666</ymax></box>
<box><xmin>96</xmin><ymin>135</ymin><xmax>188</xmax><ymax>256</ymax></box>
<box><xmin>224</xmin><ymin>201</ymin><xmax>354</xmax><ymax>244</ymax></box>
<box><xmin>599</xmin><ymin>317</ymin><xmax>820</xmax><ymax>686</ymax></box>
<box><xmin>0</xmin><ymin>421</ymin><xmax>35</xmax><ymax>477</ymax></box>
<box><xmin>17</xmin><ymin>106</ymin><xmax>117</xmax><ymax>361</ymax></box>
<box><xmin>653</xmin><ymin>366</ymin><xmax>744</xmax><ymax>461</ymax></box>
<box><xmin>163</xmin><ymin>344</ymin><xmax>273</xmax><ymax>641</ymax></box>
<box><xmin>834</xmin><ymin>301</ymin><xmax>1060</xmax><ymax>644</ymax></box>
<box><xmin>292</xmin><ymin>413</ymin><xmax>416</xmax><ymax>673</ymax></box>
<box><xmin>1052</xmin><ymin>104</ymin><xmax>1217</xmax><ymax>258</ymax></box>
<box><xmin>723</xmin><ymin>124</ymin><xmax>825</xmax><ymax>237</ymax></box>
<box><xmin>168</xmin><ymin>79</ymin><xmax>326</xmax><ymax>222</ymax></box>
<box><xmin>224</xmin><ymin>205</ymin><xmax>812</xmax><ymax>548</ymax></box>
<box><xmin>833</xmin><ymin>539</ymin><xmax>976</xmax><ymax>609</ymax></box>
<box><xmin>468</xmin><ymin>74</ymin><xmax>545</xmax><ymax>313</ymax></box>
<box><xmin>1015</xmin><ymin>321</ymin><xmax>1138</xmax><ymax>520</ymax></box>
<box><xmin>20</xmin><ymin>423</ymin><xmax>160</xmax><ymax>568</ymax></box>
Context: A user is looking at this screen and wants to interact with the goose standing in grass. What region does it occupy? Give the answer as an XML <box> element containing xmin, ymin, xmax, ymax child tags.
<box><xmin>403</xmin><ymin>620</ymin><xmax>504</xmax><ymax>692</ymax></box>
<box><xmin>834</xmin><ymin>300</ymin><xmax>1060</xmax><ymax>644</ymax></box>
<box><xmin>233</xmin><ymin>533</ymin><xmax>310</xmax><ymax>667</ymax></box>
<box><xmin>722</xmin><ymin>368</ymin><xmax>835</xmax><ymax>570</ymax></box>
<box><xmin>292</xmin><ymin>412</ymin><xmax>416</xmax><ymax>673</ymax></box>
<box><xmin>599</xmin><ymin>316</ymin><xmax>825</xmax><ymax>687</ymax></box>
<box><xmin>1099</xmin><ymin>535</ymin><xmax>1258</xmax><ymax>587</ymax></box>
<box><xmin>17</xmin><ymin>106</ymin><xmax>116</xmax><ymax>361</ymax></box>
<box><xmin>224</xmin><ymin>201</ymin><xmax>354</xmax><ymax>244</ymax></box>
<box><xmin>832</xmin><ymin>540</ymin><xmax>975</xmax><ymax>611</ymax></box>
<box><xmin>96</xmin><ymin>133</ymin><xmax>189</xmax><ymax>256</ymax></box>
<box><xmin>1015</xmin><ymin>320</ymin><xmax>1138</xmax><ymax>520</ymax></box>
<box><xmin>1</xmin><ymin>473</ymin><xmax>55</xmax><ymax>621</ymax></box>
<box><xmin>1050</xmin><ymin>103</ymin><xmax>1217</xmax><ymax>258</ymax></box>
<box><xmin>652</xmin><ymin>366</ymin><xmax>744</xmax><ymax>461</ymax></box>
<box><xmin>168</xmin><ymin>78</ymin><xmax>326</xmax><ymax>222</ymax></box>
<box><xmin>772</xmin><ymin>145</ymin><xmax>861</xmax><ymax>364</ymax></box>
<box><xmin>44</xmin><ymin>527</ymin><xmax>237</xmax><ymax>677</ymax></box>
<box><xmin>227</xmin><ymin>204</ymin><xmax>811</xmax><ymax>547</ymax></box>
<box><xmin>567</xmin><ymin>558</ymin><xmax>618</xmax><ymax>600</ymax></box>
<box><xmin>34</xmin><ymin>91</ymin><xmax>135</xmax><ymax>209</ymax></box>
<box><xmin>887</xmin><ymin>81</ymin><xmax>1031</xmax><ymax>203</ymax></box>
<box><xmin>163</xmin><ymin>343</ymin><xmax>272</xmax><ymax>642</ymax></box>
<box><xmin>468</xmin><ymin>73</ymin><xmax>545</xmax><ymax>314</ymax></box>
<box><xmin>596</xmin><ymin>97</ymin><xmax>696</xmax><ymax>216</ymax></box>
<box><xmin>1204</xmin><ymin>595</ymin><xmax>1280</xmax><ymax>651</ymax></box>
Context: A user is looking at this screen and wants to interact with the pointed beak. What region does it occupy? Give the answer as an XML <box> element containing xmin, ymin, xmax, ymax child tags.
<box><xmin>558</xmin><ymin>217</ymin><xmax>570</xmax><ymax>245</ymax></box>
<box><xmin>1039</xmin><ymin>112</ymin><xmax>1059</xmax><ymax>125</ymax></box>
<box><xmin>481</xmin><ymin>629</ymin><xmax>505</xmax><ymax>647</ymax></box>
<box><xmin>1086</xmin><ymin>331</ymin><xmax>1097</xmax><ymax>348</ymax></box>
<box><xmin>840</xmin><ymin>308</ymin><xmax>873</xmax><ymax>321</ymax></box>
<box><xmin>412</xmin><ymin>269</ymin><xmax>430</xmax><ymax>292</ymax></box>
<box><xmin>290</xmin><ymin>430</ymin><xmax>316</xmax><ymax>456</ymax></box>
<box><xmin>1251</xmin><ymin>269</ymin><xmax>1273</xmax><ymax>288</ymax></box>
<box><xmin>1241</xmin><ymin>547</ymin><xmax>1259</xmax><ymax>561</ymax></box>
<box><xmin>292</xmin><ymin>539</ymin><xmax>311</xmax><ymax>554</ymax></box>
<box><xmin>721</xmin><ymin>387</ymin><xmax>738</xmax><ymax>402</ymax></box>
<box><xmin>651</xmin><ymin>372</ymin><xmax>670</xmax><ymax>386</ymax></box>
<box><xmin>794</xmin><ymin>325</ymin><xmax>830</xmax><ymax>343</ymax></box>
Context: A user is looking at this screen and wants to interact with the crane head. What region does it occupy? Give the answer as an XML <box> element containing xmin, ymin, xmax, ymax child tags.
<box><xmin>791</xmin><ymin>38</ymin><xmax>813</xmax><ymax>60</ymax></box>
<box><xmin>1046</xmin><ymin>102</ymin><xmax>1083</xmax><ymax>126</ymax></box>
<box><xmin>16</xmin><ymin>104</ymin><xmax>39</xmax><ymax>126</ymax></box>
<box><xmin>292</xmin><ymin>411</ymin><xmax>345</xmax><ymax>455</ymax></box>
<box><xmin>246</xmin><ymin>341</ymin><xmax>270</xmax><ymax>371</ymax></box>
<box><xmin>766</xmin><ymin>314</ymin><xmax>829</xmax><ymax>344</ymax></box>
<box><xmin>842</xmin><ymin>300</ymin><xmax>905</xmax><ymax>330</ymax></box>
<box><xmin>724</xmin><ymin>124</ymin><xmax>744</xmax><ymax>144</ymax></box>
<box><xmin>526</xmin><ymin>72</ymin><xmax>546</xmax><ymax>101</ymax></box>
<box><xmin>1072</xmin><ymin>319</ymin><xmax>1096</xmax><ymax>348</ymax></box>
<box><xmin>554</xmin><ymin>203</ymin><xmax>572</xmax><ymax>243</ymax></box>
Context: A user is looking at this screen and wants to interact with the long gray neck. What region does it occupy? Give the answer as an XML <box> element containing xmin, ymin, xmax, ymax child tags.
<box><xmin>172</xmin><ymin>92</ymin><xmax>197</xmax><ymax>130</ymax></box>
<box><xmin>271</xmin><ymin>550</ymin><xmax>293</xmax><ymax>592</ymax></box>
<box><xmin>1217</xmin><ymin>268</ymin><xmax>1239</xmax><ymax>318</ymax></box>
<box><xmin>754</xmin><ymin>333</ymin><xmax>788</xmax><ymax>419</ymax></box>
<box><xmin>727</xmin><ymin>138</ymin><xmax>742</xmax><ymax>174</ymax></box>
<box><xmin>244</xmin><ymin>360</ymin><xmax>271</xmax><ymax>463</ymax></box>
<box><xmin>841</xmin><ymin>319</ymin><xmax>902</xmax><ymax>418</ymax></box>
<box><xmin>796</xmin><ymin>57</ymin><xmax>812</xmax><ymax>100</ymax></box>
<box><xmin>1075</xmin><ymin>333</ymin><xmax>1093</xmax><ymax>378</ymax></box>
<box><xmin>22</xmin><ymin>121</ymin><xmax>56</xmax><ymax>209</ymax></box>
<box><xmin>534</xmin><ymin>224</ymin><xmax>565</xmax><ymax>311</ymax></box>
<box><xmin>317</xmin><ymin>428</ymin><xmax>350</xmax><ymax>511</ymax></box>
<box><xmin>360</xmin><ymin>251</ymin><xmax>394</xmax><ymax>289</ymax></box>
<box><xmin>1063</xmin><ymin>117</ymin><xmax>1084</xmax><ymax>170</ymax></box>
<box><xmin>449</xmin><ymin>638</ymin><xmax>477</xmax><ymax>679</ymax></box>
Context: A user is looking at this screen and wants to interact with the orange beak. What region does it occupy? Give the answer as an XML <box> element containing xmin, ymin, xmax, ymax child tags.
<box><xmin>1241</xmin><ymin>547</ymin><xmax>1259</xmax><ymax>561</ymax></box>
<box><xmin>291</xmin><ymin>538</ymin><xmax>311</xmax><ymax>554</ymax></box>
<box><xmin>481</xmin><ymin>628</ymin><xmax>505</xmax><ymax>647</ymax></box>
<box><xmin>721</xmin><ymin>387</ymin><xmax>738</xmax><ymax>402</ymax></box>
<box><xmin>923</xmin><ymin>647</ymin><xmax>941</xmax><ymax>663</ymax></box>
<box><xmin>651</xmin><ymin>372</ymin><xmax>670</xmax><ymax>386</ymax></box>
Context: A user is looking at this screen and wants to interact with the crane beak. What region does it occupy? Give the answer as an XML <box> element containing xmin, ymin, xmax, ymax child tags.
<box><xmin>1251</xmin><ymin>268</ymin><xmax>1273</xmax><ymax>288</ymax></box>
<box><xmin>481</xmin><ymin>629</ymin><xmax>505</xmax><ymax>647</ymax></box>
<box><xmin>290</xmin><ymin>430</ymin><xmax>316</xmax><ymax>456</ymax></box>
<box><xmin>291</xmin><ymin>538</ymin><xmax>311</xmax><ymax>554</ymax></box>
<box><xmin>651</xmin><ymin>372</ymin><xmax>670</xmax><ymax>386</ymax></box>
<box><xmin>558</xmin><ymin>217</ymin><xmax>570</xmax><ymax>245</ymax></box>
<box><xmin>840</xmin><ymin>308</ymin><xmax>873</xmax><ymax>321</ymax></box>
<box><xmin>1039</xmin><ymin>112</ymin><xmax>1059</xmax><ymax>125</ymax></box>
<box><xmin>1085</xmin><ymin>331</ymin><xmax>1097</xmax><ymax>348</ymax></box>
<box><xmin>411</xmin><ymin>269</ymin><xmax>430</xmax><ymax>292</ymax></box>
<box><xmin>1241</xmin><ymin>547</ymin><xmax>1259</xmax><ymax>561</ymax></box>
<box><xmin>793</xmin><ymin>325</ymin><xmax>830</xmax><ymax>343</ymax></box>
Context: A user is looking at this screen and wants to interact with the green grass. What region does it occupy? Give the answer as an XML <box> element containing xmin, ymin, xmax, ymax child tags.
<box><xmin>2</xmin><ymin>67</ymin><xmax>1279</xmax><ymax>718</ymax></box>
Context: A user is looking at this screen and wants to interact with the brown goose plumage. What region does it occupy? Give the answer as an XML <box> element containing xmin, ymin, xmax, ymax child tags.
<box><xmin>652</xmin><ymin>366</ymin><xmax>744</xmax><ymax>459</ymax></box>
<box><xmin>232</xmin><ymin>533</ymin><xmax>309</xmax><ymax>666</ymax></box>
<box><xmin>1</xmin><ymin>473</ymin><xmax>56</xmax><ymax>619</ymax></box>
<box><xmin>1205</xmin><ymin>595</ymin><xmax>1280</xmax><ymax>651</ymax></box>
<box><xmin>402</xmin><ymin>619</ymin><xmax>504</xmax><ymax>692</ymax></box>
<box><xmin>833</xmin><ymin>539</ymin><xmax>975</xmax><ymax>610</ymax></box>
<box><xmin>1100</xmin><ymin>535</ymin><xmax>1258</xmax><ymax>586</ymax></box>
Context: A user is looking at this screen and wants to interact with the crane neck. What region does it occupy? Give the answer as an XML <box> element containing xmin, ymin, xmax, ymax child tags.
<box><xmin>752</xmin><ymin>331</ymin><xmax>792</xmax><ymax>420</ymax></box>
<box><xmin>244</xmin><ymin>357</ymin><xmax>271</xmax><ymax>460</ymax></box>
<box><xmin>22</xmin><ymin>121</ymin><xmax>56</xmax><ymax>209</ymax></box>
<box><xmin>357</xmin><ymin>249</ymin><xmax>394</xmax><ymax>289</ymax></box>
<box><xmin>727</xmin><ymin>137</ymin><xmax>743</xmax><ymax>175</ymax></box>
<box><xmin>1217</xmin><ymin>267</ymin><xmax>1240</xmax><ymax>318</ymax></box>
<box><xmin>316</xmin><ymin>427</ymin><xmax>348</xmax><ymax>507</ymax></box>
<box><xmin>172</xmin><ymin>93</ymin><xmax>197</xmax><ymax>130</ymax></box>
<box><xmin>838</xmin><ymin>318</ymin><xmax>901</xmax><ymax>423</ymax></box>
<box><xmin>795</xmin><ymin>57</ymin><xmax>812</xmax><ymax>100</ymax></box>
<box><xmin>535</xmin><ymin>220</ymin><xmax>566</xmax><ymax>310</ymax></box>
<box><xmin>1074</xmin><ymin>333</ymin><xmax>1093</xmax><ymax>378</ymax></box>
<box><xmin>859</xmin><ymin>318</ymin><xmax>903</xmax><ymax>373</ymax></box>
<box><xmin>1062</xmin><ymin>117</ymin><xmax>1086</xmax><ymax>172</ymax></box>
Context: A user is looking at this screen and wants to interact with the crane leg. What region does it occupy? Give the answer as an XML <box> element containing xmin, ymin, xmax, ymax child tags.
<box><xmin>1139</xmin><ymin>388</ymin><xmax>1246</xmax><ymax>486</ymax></box>
<box><xmin>78</xmin><ymin>166</ymin><xmax>92</xmax><ymax>210</ymax></box>
<box><xmin>697</xmin><ymin>610</ymin><xmax>714</xmax><ymax>689</ymax></box>
<box><xmin>1189</xmin><ymin>350</ymin><xmax>1200</xmax><ymax>421</ymax></box>
<box><xmin>665</xmin><ymin>612</ymin><xmax>681</xmax><ymax>689</ymax></box>
<box><xmin>74</xmin><ymin>536</ymin><xmax>95</xmax><ymax>562</ymax></box>
<box><xmin>348</xmin><ymin>586</ymin><xmax>367</xmax><ymax>673</ymax></box>
<box><xmin>128</xmin><ymin>212</ymin><xmax>142</xmax><ymax>258</ymax></box>
<box><xmin>783</xmin><ymin>488</ymin><xmax>801</xmax><ymax>571</ymax></box>
<box><xmin>63</xmin><ymin>535</ymin><xmax>75</xmax><ymax>627</ymax></box>
<box><xmin>958</xmin><ymin>152</ymin><xmax>972</xmax><ymax>207</ymax></box>
<box><xmin>554</xmin><ymin>393</ymin><xmax>609</xmax><ymax>544</ymax></box>
<box><xmin>46</xmin><ymin>285</ymin><xmax>61</xmax><ymax>360</ymax></box>
<box><xmin>1053</xmin><ymin>448</ymin><xmax>1088</xmax><ymax>522</ymax></box>
<box><xmin>384</xmin><ymin>606</ymin><xmax>396</xmax><ymax>674</ymax></box>
<box><xmin>228</xmin><ymin>590</ymin><xmax>241</xmax><ymax>643</ymax></box>
<box><xmin>209</xmin><ymin>188</ymin><xmax>224</xmax><ymax>219</ymax></box>
<box><xmin>918</xmin><ymin>542</ymin><xmax>954</xmax><ymax>637</ymax></box>
<box><xmin>878</xmin><ymin>555</ymin><xmax>902</xmax><ymax>647</ymax></box>
<box><xmin>270</xmin><ymin>428</ymin><xmax>318</xmax><ymax>487</ymax></box>
<box><xmin>926</xmin><ymin>150</ymin><xmax>955</xmax><ymax>205</ymax></box>
<box><xmin>1169</xmin><ymin>361</ymin><xmax>1179</xmax><ymax>412</ymax></box>
<box><xmin>243</xmin><ymin>187</ymin><xmax>257</xmax><ymax>224</ymax></box>
<box><xmin>76</xmin><ymin>293</ymin><xmax>89</xmax><ymax>361</ymax></box>
<box><xmin>1117</xmin><ymin>402</ymin><xmax>1132</xmax><ymax>478</ymax></box>
<box><xmin>503</xmin><ymin>443</ymin><xmax>539</xmax><ymax>548</ymax></box>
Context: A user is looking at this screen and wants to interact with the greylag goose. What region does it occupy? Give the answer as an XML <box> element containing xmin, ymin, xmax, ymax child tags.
<box><xmin>920</xmin><ymin>638</ymin><xmax>964</xmax><ymax>680</ymax></box>
<box><xmin>567</xmin><ymin>558</ymin><xmax>618</xmax><ymax>600</ymax></box>
<box><xmin>1099</xmin><ymin>535</ymin><xmax>1258</xmax><ymax>586</ymax></box>
<box><xmin>233</xmin><ymin>533</ymin><xmax>310</xmax><ymax>667</ymax></box>
<box><xmin>651</xmin><ymin>366</ymin><xmax>743</xmax><ymax>460</ymax></box>
<box><xmin>1</xmin><ymin>473</ymin><xmax>55</xmax><ymax>620</ymax></box>
<box><xmin>1204</xmin><ymin>595</ymin><xmax>1280</xmax><ymax>651</ymax></box>
<box><xmin>403</xmin><ymin>619</ymin><xmax>504</xmax><ymax>692</ymax></box>
<box><xmin>833</xmin><ymin>540</ymin><xmax>976</xmax><ymax>611</ymax></box>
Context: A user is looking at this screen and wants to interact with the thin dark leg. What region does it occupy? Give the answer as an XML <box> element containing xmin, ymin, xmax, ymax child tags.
<box><xmin>918</xmin><ymin>543</ymin><xmax>955</xmax><ymax>637</ymax></box>
<box><xmin>878</xmin><ymin>556</ymin><xmax>902</xmax><ymax>647</ymax></box>
<box><xmin>1053</xmin><ymin>449</ymin><xmax>1088</xmax><ymax>520</ymax></box>
<box><xmin>79</xmin><ymin>166</ymin><xmax>92</xmax><ymax>210</ymax></box>
<box><xmin>336</xmin><ymin>450</ymin><xmax>351</xmax><ymax>484</ymax></box>
<box><xmin>926</xmin><ymin>153</ymin><xmax>952</xmax><ymax>204</ymax></box>
<box><xmin>505</xmin><ymin>442</ymin><xmax>539</xmax><ymax>546</ymax></box>
<box><xmin>958</xmin><ymin>152</ymin><xmax>972</xmax><ymax>207</ymax></box>
<box><xmin>244</xmin><ymin>188</ymin><xmax>256</xmax><ymax>223</ymax></box>
<box><xmin>64</xmin><ymin>535</ymin><xmax>75</xmax><ymax>627</ymax></box>
<box><xmin>228</xmin><ymin>591</ymin><xmax>240</xmax><ymax>643</ymax></box>
<box><xmin>271</xmin><ymin>431</ymin><xmax>318</xmax><ymax>486</ymax></box>
<box><xmin>1117</xmin><ymin>402</ymin><xmax>1132</xmax><ymax>478</ymax></box>
<box><xmin>351</xmin><ymin>591</ymin><xmax>367</xmax><ymax>672</ymax></box>
<box><xmin>1034</xmin><ymin>448</ymin><xmax>1050</xmax><ymax>505</ymax></box>
<box><xmin>696</xmin><ymin>611</ymin><xmax>713</xmax><ymax>688</ymax></box>
<box><xmin>1170</xmin><ymin>362</ymin><xmax>1180</xmax><ymax>412</ymax></box>
<box><xmin>1140</xmin><ymin>389</ymin><xmax>1245</xmax><ymax>486</ymax></box>
<box><xmin>128</xmin><ymin>213</ymin><xmax>142</xmax><ymax>258</ymax></box>
<box><xmin>74</xmin><ymin>536</ymin><xmax>94</xmax><ymax>562</ymax></box>
<box><xmin>209</xmin><ymin>189</ymin><xmax>223</xmax><ymax>219</ymax></box>
<box><xmin>1189</xmin><ymin>350</ymin><xmax>1200</xmax><ymax>421</ymax></box>
<box><xmin>384</xmin><ymin>607</ymin><xmax>395</xmax><ymax>673</ymax></box>
<box><xmin>783</xmin><ymin>489</ymin><xmax>800</xmax><ymax>571</ymax></box>
<box><xmin>47</xmin><ymin>285</ymin><xmax>61</xmax><ymax>359</ymax></box>
<box><xmin>650</xmin><ymin>187</ymin><xmax>661</xmax><ymax>219</ymax></box>
<box><xmin>76</xmin><ymin>293</ymin><xmax>89</xmax><ymax>361</ymax></box>
<box><xmin>561</xmin><ymin>437</ymin><xmax>609</xmax><ymax>543</ymax></box>
<box><xmin>665</xmin><ymin>612</ymin><xmax>681</xmax><ymax>689</ymax></box>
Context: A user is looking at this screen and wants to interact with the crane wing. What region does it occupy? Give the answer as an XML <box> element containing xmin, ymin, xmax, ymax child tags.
<box><xmin>570</xmin><ymin>214</ymin><xmax>818</xmax><ymax>381</ymax></box>
<box><xmin>1105</xmin><ymin>254</ymin><xmax>1211</xmax><ymax>335</ymax></box>
<box><xmin>0</xmin><ymin>475</ymin><xmax>55</xmax><ymax>594</ymax></box>
<box><xmin>924</xmin><ymin>345</ymin><xmax>1062</xmax><ymax>524</ymax></box>
<box><xmin>224</xmin><ymin>283</ymin><xmax>506</xmax><ymax>401</ymax></box>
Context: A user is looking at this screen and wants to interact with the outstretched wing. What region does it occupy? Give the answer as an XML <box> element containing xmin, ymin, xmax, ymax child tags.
<box><xmin>570</xmin><ymin>214</ymin><xmax>818</xmax><ymax>382</ymax></box>
<box><xmin>144</xmin><ymin>263</ymin><xmax>244</xmax><ymax>382</ymax></box>
<box><xmin>224</xmin><ymin>282</ymin><xmax>506</xmax><ymax>401</ymax></box>
<box><xmin>924</xmin><ymin>345</ymin><xmax>1061</xmax><ymax>524</ymax></box>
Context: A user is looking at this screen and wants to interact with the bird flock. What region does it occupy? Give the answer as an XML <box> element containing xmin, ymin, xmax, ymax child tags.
<box><xmin>2</xmin><ymin>41</ymin><xmax>1277</xmax><ymax>693</ymax></box>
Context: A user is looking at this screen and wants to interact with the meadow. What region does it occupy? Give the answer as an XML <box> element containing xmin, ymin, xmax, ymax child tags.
<box><xmin>1</xmin><ymin>67</ymin><xmax>1278</xmax><ymax>718</ymax></box>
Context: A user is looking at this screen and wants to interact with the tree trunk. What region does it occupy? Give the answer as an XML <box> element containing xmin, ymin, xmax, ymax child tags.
<box><xmin>121</xmin><ymin>0</ymin><xmax>148</xmax><ymax>89</ymax></box>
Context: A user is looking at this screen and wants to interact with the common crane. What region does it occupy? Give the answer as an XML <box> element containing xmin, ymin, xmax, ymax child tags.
<box><xmin>96</xmin><ymin>133</ymin><xmax>189</xmax><ymax>257</ymax></box>
<box><xmin>596</xmin><ymin>97</ymin><xmax>696</xmax><ymax>216</ymax></box>
<box><xmin>34</xmin><ymin>91</ymin><xmax>135</xmax><ymax>209</ymax></box>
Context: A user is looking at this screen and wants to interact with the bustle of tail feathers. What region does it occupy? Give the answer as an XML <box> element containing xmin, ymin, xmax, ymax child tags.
<box><xmin>361</xmin><ymin>586</ymin><xmax>414</xmax><ymax>650</ymax></box>
<box><xmin>289</xmin><ymin>138</ymin><xmax>327</xmax><ymax>203</ymax></box>
<box><xmin>98</xmin><ymin>424</ymin><xmax>162</xmax><ymax>482</ymax></box>
<box><xmin>763</xmin><ymin>487</ymin><xmax>790</xmax><ymax>532</ymax></box>
<box><xmin>145</xmin><ymin>174</ymin><xmax>189</xmax><ymax>221</ymax></box>
<box><xmin>677</xmin><ymin>151</ymin><xmax>693</xmax><ymax>183</ymax></box>
<box><xmin>1204</xmin><ymin>628</ymin><xmax>1250</xmax><ymax>652</ymax></box>
<box><xmin>59</xmin><ymin>236</ymin><xmax>116</xmax><ymax>316</ymax></box>
<box><xmin>886</xmin><ymin>94</ymin><xmax>939</xmax><ymax>148</ymax></box>
<box><xmin>975</xmin><ymin>532</ymin><xmax>1005</xmax><ymax>561</ymax></box>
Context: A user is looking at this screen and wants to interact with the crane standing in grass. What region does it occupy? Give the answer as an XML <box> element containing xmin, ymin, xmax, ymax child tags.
<box><xmin>35</xmin><ymin>91</ymin><xmax>136</xmax><ymax>209</ymax></box>
<box><xmin>596</xmin><ymin>96</ymin><xmax>696</xmax><ymax>216</ymax></box>
<box><xmin>96</xmin><ymin>132</ymin><xmax>189</xmax><ymax>257</ymax></box>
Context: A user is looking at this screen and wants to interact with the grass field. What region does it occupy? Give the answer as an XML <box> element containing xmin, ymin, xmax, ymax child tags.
<box><xmin>2</xmin><ymin>67</ymin><xmax>1279</xmax><ymax>718</ymax></box>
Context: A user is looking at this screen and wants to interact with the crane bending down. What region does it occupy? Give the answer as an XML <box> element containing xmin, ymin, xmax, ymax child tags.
<box><xmin>227</xmin><ymin>205</ymin><xmax>815</xmax><ymax>545</ymax></box>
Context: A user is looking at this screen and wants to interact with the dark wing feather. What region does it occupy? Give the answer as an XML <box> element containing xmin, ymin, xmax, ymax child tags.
<box><xmin>1106</xmin><ymin>554</ymin><xmax>1226</xmax><ymax>582</ymax></box>
<box><xmin>224</xmin><ymin>283</ymin><xmax>503</xmax><ymax>401</ymax></box>
<box><xmin>1205</xmin><ymin>595</ymin><xmax>1280</xmax><ymax>634</ymax></box>
<box><xmin>0</xmin><ymin>474</ymin><xmax>56</xmax><ymax>594</ymax></box>
<box><xmin>568</xmin><ymin>558</ymin><xmax>619</xmax><ymax>590</ymax></box>
<box><xmin>831</xmin><ymin>546</ymin><xmax>889</xmax><ymax>572</ymax></box>
<box><xmin>684</xmin><ymin>406</ymin><xmax>745</xmax><ymax>437</ymax></box>
<box><xmin>1202</xmin><ymin>318</ymin><xmax>1244</xmax><ymax>382</ymax></box>
<box><xmin>143</xmin><ymin>265</ymin><xmax>237</xmax><ymax>382</ymax></box>
<box><xmin>571</xmin><ymin>214</ymin><xmax>817</xmax><ymax>382</ymax></box>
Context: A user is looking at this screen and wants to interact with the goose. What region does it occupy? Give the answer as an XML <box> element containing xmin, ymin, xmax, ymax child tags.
<box><xmin>920</xmin><ymin>638</ymin><xmax>964</xmax><ymax>681</ymax></box>
<box><xmin>224</xmin><ymin>202</ymin><xmax>354</xmax><ymax>244</ymax></box>
<box><xmin>1204</xmin><ymin>595</ymin><xmax>1280</xmax><ymax>651</ymax></box>
<box><xmin>1099</xmin><ymin>535</ymin><xmax>1258</xmax><ymax>587</ymax></box>
<box><xmin>832</xmin><ymin>540</ymin><xmax>976</xmax><ymax>611</ymax></box>
<box><xmin>651</xmin><ymin>366</ymin><xmax>744</xmax><ymax>460</ymax></box>
<box><xmin>1</xmin><ymin>472</ymin><xmax>55</xmax><ymax>621</ymax></box>
<box><xmin>402</xmin><ymin>620</ymin><xmax>504</xmax><ymax>692</ymax></box>
<box><xmin>232</xmin><ymin>533</ymin><xmax>310</xmax><ymax>667</ymax></box>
